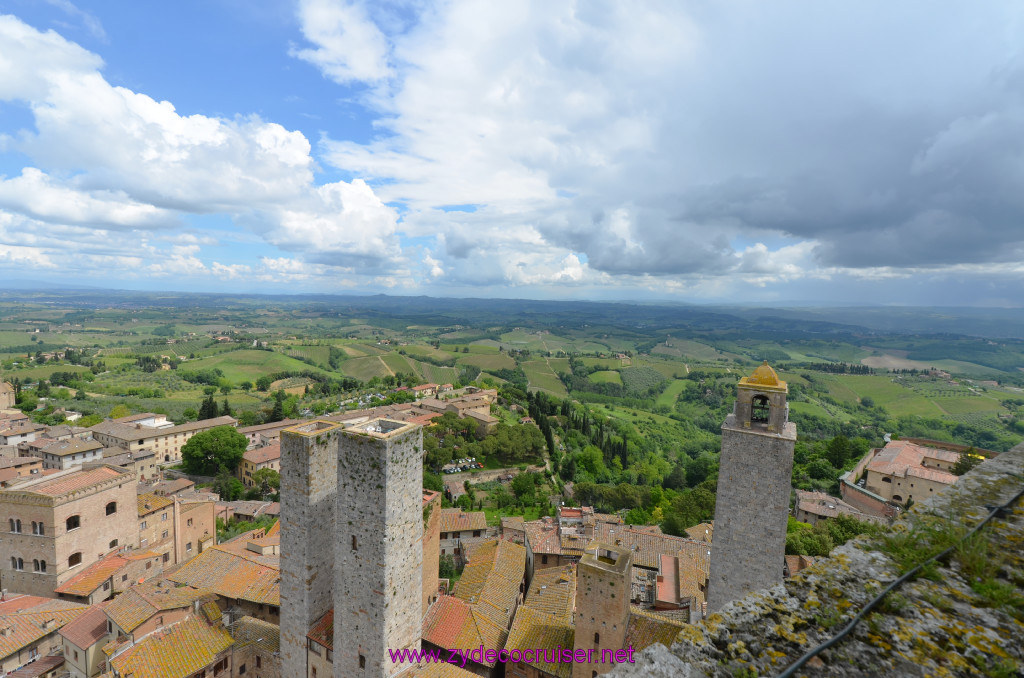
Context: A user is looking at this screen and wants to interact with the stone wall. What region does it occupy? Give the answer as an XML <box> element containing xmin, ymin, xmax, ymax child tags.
<box><xmin>280</xmin><ymin>421</ymin><xmax>343</xmax><ymax>678</ymax></box>
<box><xmin>335</xmin><ymin>421</ymin><xmax>423</xmax><ymax>678</ymax></box>
<box><xmin>707</xmin><ymin>415</ymin><xmax>795</xmax><ymax>612</ymax></box>
<box><xmin>611</xmin><ymin>441</ymin><xmax>1024</xmax><ymax>678</ymax></box>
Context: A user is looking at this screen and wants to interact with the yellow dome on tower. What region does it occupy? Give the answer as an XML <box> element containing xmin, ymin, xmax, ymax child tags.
<box><xmin>738</xmin><ymin>361</ymin><xmax>787</xmax><ymax>391</ymax></box>
<box><xmin>749</xmin><ymin>361</ymin><xmax>780</xmax><ymax>385</ymax></box>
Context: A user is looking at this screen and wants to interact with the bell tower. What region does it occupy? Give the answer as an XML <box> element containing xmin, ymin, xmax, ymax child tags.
<box><xmin>707</xmin><ymin>362</ymin><xmax>796</xmax><ymax>612</ymax></box>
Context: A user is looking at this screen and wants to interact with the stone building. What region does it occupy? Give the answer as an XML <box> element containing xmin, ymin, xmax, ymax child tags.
<box><xmin>862</xmin><ymin>439</ymin><xmax>960</xmax><ymax>504</ymax></box>
<box><xmin>422</xmin><ymin>490</ymin><xmax>442</xmax><ymax>610</ymax></box>
<box><xmin>239</xmin><ymin>442</ymin><xmax>281</xmax><ymax>488</ymax></box>
<box><xmin>572</xmin><ymin>543</ymin><xmax>632</xmax><ymax>678</ymax></box>
<box><xmin>0</xmin><ymin>464</ymin><xmax>137</xmax><ymax>598</ymax></box>
<box><xmin>439</xmin><ymin>507</ymin><xmax>488</xmax><ymax>564</ymax></box>
<box><xmin>280</xmin><ymin>418</ymin><xmax>424</xmax><ymax>678</ymax></box>
<box><xmin>90</xmin><ymin>414</ymin><xmax>237</xmax><ymax>464</ymax></box>
<box><xmin>0</xmin><ymin>381</ymin><xmax>14</xmax><ymax>410</ymax></box>
<box><xmin>707</xmin><ymin>362</ymin><xmax>796</xmax><ymax>612</ymax></box>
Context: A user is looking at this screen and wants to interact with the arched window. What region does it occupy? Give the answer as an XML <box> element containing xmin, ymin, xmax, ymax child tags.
<box><xmin>892</xmin><ymin>495</ymin><xmax>903</xmax><ymax>503</ymax></box>
<box><xmin>35</xmin><ymin>522</ymin><xmax>43</xmax><ymax>535</ymax></box>
<box><xmin>109</xmin><ymin>539</ymin><xmax>118</xmax><ymax>549</ymax></box>
<box><xmin>751</xmin><ymin>395</ymin><xmax>770</xmax><ymax>423</ymax></box>
<box><xmin>105</xmin><ymin>502</ymin><xmax>117</xmax><ymax>515</ymax></box>
<box><xmin>66</xmin><ymin>515</ymin><xmax>80</xmax><ymax>531</ymax></box>
<box><xmin>10</xmin><ymin>557</ymin><xmax>15</xmax><ymax>570</ymax></box>
<box><xmin>32</xmin><ymin>559</ymin><xmax>39</xmax><ymax>572</ymax></box>
<box><xmin>68</xmin><ymin>552</ymin><xmax>82</xmax><ymax>568</ymax></box>
<box><xmin>16</xmin><ymin>557</ymin><xmax>23</xmax><ymax>571</ymax></box>
<box><xmin>8</xmin><ymin>519</ymin><xmax>13</xmax><ymax>532</ymax></box>
<box><xmin>39</xmin><ymin>560</ymin><xmax>46</xmax><ymax>573</ymax></box>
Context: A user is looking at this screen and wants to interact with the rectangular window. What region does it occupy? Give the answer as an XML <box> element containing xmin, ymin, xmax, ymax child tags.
<box><xmin>186</xmin><ymin>542</ymin><xmax>192</xmax><ymax>552</ymax></box>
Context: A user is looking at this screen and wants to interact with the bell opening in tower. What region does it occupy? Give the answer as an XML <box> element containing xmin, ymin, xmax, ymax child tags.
<box><xmin>751</xmin><ymin>395</ymin><xmax>769</xmax><ymax>424</ymax></box>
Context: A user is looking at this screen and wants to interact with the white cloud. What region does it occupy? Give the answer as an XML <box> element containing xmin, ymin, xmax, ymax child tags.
<box><xmin>0</xmin><ymin>14</ymin><xmax>403</xmax><ymax>276</ymax></box>
<box><xmin>290</xmin><ymin>0</ymin><xmax>393</xmax><ymax>84</ymax></box>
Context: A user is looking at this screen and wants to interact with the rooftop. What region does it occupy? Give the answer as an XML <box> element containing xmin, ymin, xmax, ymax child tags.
<box><xmin>866</xmin><ymin>440</ymin><xmax>960</xmax><ymax>484</ymax></box>
<box><xmin>242</xmin><ymin>442</ymin><xmax>281</xmax><ymax>465</ymax></box>
<box><xmin>166</xmin><ymin>546</ymin><xmax>280</xmax><ymax>606</ymax></box>
<box><xmin>109</xmin><ymin>615</ymin><xmax>234</xmax><ymax>678</ymax></box>
<box><xmin>0</xmin><ymin>464</ymin><xmax>130</xmax><ymax>499</ymax></box>
<box><xmin>440</xmin><ymin>508</ymin><xmax>487</xmax><ymax>533</ymax></box>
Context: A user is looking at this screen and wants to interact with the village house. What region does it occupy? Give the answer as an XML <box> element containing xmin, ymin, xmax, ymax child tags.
<box><xmin>0</xmin><ymin>457</ymin><xmax>43</xmax><ymax>487</ymax></box>
<box><xmin>97</xmin><ymin>448</ymin><xmax>158</xmax><ymax>483</ymax></box>
<box><xmin>0</xmin><ymin>594</ymin><xmax>86</xmax><ymax>677</ymax></box>
<box><xmin>238</xmin><ymin>443</ymin><xmax>281</xmax><ymax>488</ymax></box>
<box><xmin>793</xmin><ymin>490</ymin><xmax>883</xmax><ymax>526</ymax></box>
<box><xmin>862</xmin><ymin>439</ymin><xmax>962</xmax><ymax>505</ymax></box>
<box><xmin>53</xmin><ymin>549</ymin><xmax>164</xmax><ymax>606</ymax></box>
<box><xmin>0</xmin><ymin>464</ymin><xmax>138</xmax><ymax>598</ymax></box>
<box><xmin>237</xmin><ymin>419</ymin><xmax>302</xmax><ymax>448</ymax></box>
<box><xmin>36</xmin><ymin>439</ymin><xmax>105</xmax><ymax>472</ymax></box>
<box><xmin>421</xmin><ymin>539</ymin><xmax>527</xmax><ymax>677</ymax></box>
<box><xmin>90</xmin><ymin>415</ymin><xmax>237</xmax><ymax>465</ymax></box>
<box><xmin>438</xmin><ymin>508</ymin><xmax>489</xmax><ymax>565</ymax></box>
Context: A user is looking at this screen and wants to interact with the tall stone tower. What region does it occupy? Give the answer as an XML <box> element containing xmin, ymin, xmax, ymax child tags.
<box><xmin>280</xmin><ymin>420</ymin><xmax>343</xmax><ymax>678</ymax></box>
<box><xmin>334</xmin><ymin>419</ymin><xmax>423</xmax><ymax>678</ymax></box>
<box><xmin>707</xmin><ymin>362</ymin><xmax>796</xmax><ymax>612</ymax></box>
<box><xmin>573</xmin><ymin>543</ymin><xmax>631</xmax><ymax>678</ymax></box>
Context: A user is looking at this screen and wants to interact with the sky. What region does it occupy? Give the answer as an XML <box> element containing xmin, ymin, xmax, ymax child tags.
<box><xmin>0</xmin><ymin>1</ymin><xmax>1022</xmax><ymax>306</ymax></box>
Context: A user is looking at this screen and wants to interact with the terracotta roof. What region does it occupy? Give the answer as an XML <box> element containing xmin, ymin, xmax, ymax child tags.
<box><xmin>523</xmin><ymin>565</ymin><xmax>575</xmax><ymax>620</ymax></box>
<box><xmin>503</xmin><ymin>606</ymin><xmax>574</xmax><ymax>678</ymax></box>
<box><xmin>228</xmin><ymin>615</ymin><xmax>279</xmax><ymax>653</ymax></box>
<box><xmin>684</xmin><ymin>522</ymin><xmax>714</xmax><ymax>542</ymax></box>
<box><xmin>40</xmin><ymin>438</ymin><xmax>103</xmax><ymax>457</ymax></box>
<box><xmin>0</xmin><ymin>598</ymin><xmax>87</xmax><ymax>660</ymax></box>
<box><xmin>54</xmin><ymin>554</ymin><xmax>131</xmax><ymax>597</ymax></box>
<box><xmin>866</xmin><ymin>440</ymin><xmax>959</xmax><ymax>485</ymax></box>
<box><xmin>59</xmin><ymin>601</ymin><xmax>111</xmax><ymax>649</ymax></box>
<box><xmin>2</xmin><ymin>465</ymin><xmax>129</xmax><ymax>498</ymax></box>
<box><xmin>91</xmin><ymin>416</ymin><xmax>237</xmax><ymax>443</ymax></box>
<box><xmin>440</xmin><ymin>509</ymin><xmax>487</xmax><ymax>533</ymax></box>
<box><xmin>500</xmin><ymin>516</ymin><xmax>525</xmax><ymax>532</ymax></box>
<box><xmin>166</xmin><ymin>547</ymin><xmax>280</xmax><ymax>605</ymax></box>
<box><xmin>137</xmin><ymin>492</ymin><xmax>174</xmax><ymax>516</ymax></box>
<box><xmin>242</xmin><ymin>443</ymin><xmax>280</xmax><ymax>465</ymax></box>
<box><xmin>106</xmin><ymin>580</ymin><xmax>213</xmax><ymax>633</ymax></box>
<box><xmin>109</xmin><ymin>615</ymin><xmax>234</xmax><ymax>678</ymax></box>
<box><xmin>592</xmin><ymin>523</ymin><xmax>711</xmax><ymax>571</ymax></box>
<box><xmin>6</xmin><ymin>655</ymin><xmax>65</xmax><ymax>677</ymax></box>
<box><xmin>149</xmin><ymin>478</ymin><xmax>195</xmax><ymax>495</ymax></box>
<box><xmin>0</xmin><ymin>457</ymin><xmax>43</xmax><ymax>470</ymax></box>
<box><xmin>524</xmin><ymin>518</ymin><xmax>561</xmax><ymax>556</ymax></box>
<box><xmin>425</xmin><ymin>540</ymin><xmax>525</xmax><ymax>667</ymax></box>
<box><xmin>307</xmin><ymin>608</ymin><xmax>333</xmax><ymax>650</ymax></box>
<box><xmin>624</xmin><ymin>607</ymin><xmax>685</xmax><ymax>652</ymax></box>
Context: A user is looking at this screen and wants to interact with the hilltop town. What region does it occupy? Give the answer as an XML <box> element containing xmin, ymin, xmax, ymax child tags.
<box><xmin>0</xmin><ymin>296</ymin><xmax>1019</xmax><ymax>677</ymax></box>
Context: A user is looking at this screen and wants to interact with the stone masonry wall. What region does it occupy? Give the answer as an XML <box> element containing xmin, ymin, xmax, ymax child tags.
<box><xmin>334</xmin><ymin>423</ymin><xmax>423</xmax><ymax>678</ymax></box>
<box><xmin>280</xmin><ymin>422</ymin><xmax>342</xmax><ymax>678</ymax></box>
<box><xmin>611</xmin><ymin>441</ymin><xmax>1024</xmax><ymax>678</ymax></box>
<box><xmin>707</xmin><ymin>415</ymin><xmax>795</xmax><ymax>612</ymax></box>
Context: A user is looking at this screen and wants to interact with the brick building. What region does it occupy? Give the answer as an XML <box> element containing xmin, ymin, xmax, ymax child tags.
<box><xmin>0</xmin><ymin>464</ymin><xmax>137</xmax><ymax>598</ymax></box>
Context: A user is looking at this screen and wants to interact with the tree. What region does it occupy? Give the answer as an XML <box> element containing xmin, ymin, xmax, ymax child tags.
<box><xmin>824</xmin><ymin>435</ymin><xmax>852</xmax><ymax>468</ymax></box>
<box><xmin>511</xmin><ymin>472</ymin><xmax>538</xmax><ymax>505</ymax></box>
<box><xmin>213</xmin><ymin>465</ymin><xmax>245</xmax><ymax>501</ymax></box>
<box><xmin>109</xmin><ymin>404</ymin><xmax>130</xmax><ymax>419</ymax></box>
<box><xmin>181</xmin><ymin>425</ymin><xmax>247</xmax><ymax>475</ymax></box>
<box><xmin>952</xmin><ymin>449</ymin><xmax>983</xmax><ymax>476</ymax></box>
<box><xmin>220</xmin><ymin>385</ymin><xmax>232</xmax><ymax>395</ymax></box>
<box><xmin>251</xmin><ymin>468</ymin><xmax>280</xmax><ymax>496</ymax></box>
<box><xmin>268</xmin><ymin>391</ymin><xmax>285</xmax><ymax>423</ymax></box>
<box><xmin>198</xmin><ymin>394</ymin><xmax>218</xmax><ymax>420</ymax></box>
<box><xmin>439</xmin><ymin>554</ymin><xmax>458</xmax><ymax>579</ymax></box>
<box><xmin>220</xmin><ymin>399</ymin><xmax>233</xmax><ymax>417</ymax></box>
<box><xmin>240</xmin><ymin>381</ymin><xmax>254</xmax><ymax>392</ymax></box>
<box><xmin>255</xmin><ymin>376</ymin><xmax>273</xmax><ymax>392</ymax></box>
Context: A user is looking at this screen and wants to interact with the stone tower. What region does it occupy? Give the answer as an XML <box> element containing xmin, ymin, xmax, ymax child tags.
<box><xmin>707</xmin><ymin>362</ymin><xmax>796</xmax><ymax>612</ymax></box>
<box><xmin>280</xmin><ymin>418</ymin><xmax>424</xmax><ymax>678</ymax></box>
<box><xmin>573</xmin><ymin>543</ymin><xmax>632</xmax><ymax>678</ymax></box>
<box><xmin>280</xmin><ymin>420</ymin><xmax>343</xmax><ymax>678</ymax></box>
<box><xmin>334</xmin><ymin>418</ymin><xmax>423</xmax><ymax>678</ymax></box>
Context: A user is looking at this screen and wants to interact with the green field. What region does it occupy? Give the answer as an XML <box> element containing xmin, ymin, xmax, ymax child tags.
<box><xmin>185</xmin><ymin>350</ymin><xmax>330</xmax><ymax>384</ymax></box>
<box><xmin>457</xmin><ymin>353</ymin><xmax>516</xmax><ymax>371</ymax></box>
<box><xmin>590</xmin><ymin>370</ymin><xmax>622</xmax><ymax>384</ymax></box>
<box><xmin>286</xmin><ymin>345</ymin><xmax>331</xmax><ymax>364</ymax></box>
<box><xmin>340</xmin><ymin>356</ymin><xmax>392</xmax><ymax>381</ymax></box>
<box><xmin>522</xmin><ymin>360</ymin><xmax>568</xmax><ymax>397</ymax></box>
<box><xmin>0</xmin><ymin>364</ymin><xmax>93</xmax><ymax>381</ymax></box>
<box><xmin>655</xmin><ymin>379</ymin><xmax>687</xmax><ymax>408</ymax></box>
